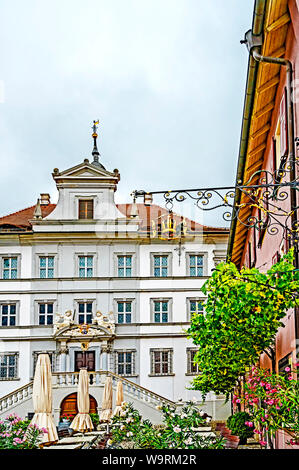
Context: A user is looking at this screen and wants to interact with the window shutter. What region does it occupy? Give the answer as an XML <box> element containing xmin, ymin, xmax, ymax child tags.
<box><xmin>280</xmin><ymin>88</ymin><xmax>288</xmax><ymax>157</ymax></box>
<box><xmin>78</xmin><ymin>200</ymin><xmax>94</xmax><ymax>219</ymax></box>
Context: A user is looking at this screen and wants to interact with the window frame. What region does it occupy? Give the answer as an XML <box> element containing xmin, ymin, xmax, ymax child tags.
<box><xmin>186</xmin><ymin>348</ymin><xmax>199</xmax><ymax>375</ymax></box>
<box><xmin>186</xmin><ymin>252</ymin><xmax>208</xmax><ymax>277</ymax></box>
<box><xmin>117</xmin><ymin>254</ymin><xmax>133</xmax><ymax>278</ymax></box>
<box><xmin>76</xmin><ymin>300</ymin><xmax>94</xmax><ymax>324</ymax></box>
<box><xmin>37</xmin><ymin>302</ymin><xmax>55</xmax><ymax>326</ymax></box>
<box><xmin>38</xmin><ymin>255</ymin><xmax>55</xmax><ymax>279</ymax></box>
<box><xmin>150</xmin><ymin>298</ymin><xmax>172</xmax><ymax>323</ymax></box>
<box><xmin>1</xmin><ymin>255</ymin><xmax>19</xmax><ymax>280</ymax></box>
<box><xmin>149</xmin><ymin>348</ymin><xmax>174</xmax><ymax>376</ymax></box>
<box><xmin>0</xmin><ymin>302</ymin><xmax>18</xmax><ymax>327</ymax></box>
<box><xmin>187</xmin><ymin>298</ymin><xmax>205</xmax><ymax>322</ymax></box>
<box><xmin>150</xmin><ymin>252</ymin><xmax>172</xmax><ymax>277</ymax></box>
<box><xmin>0</xmin><ymin>352</ymin><xmax>19</xmax><ymax>381</ymax></box>
<box><xmin>116</xmin><ymin>300</ymin><xmax>133</xmax><ymax>324</ymax></box>
<box><xmin>77</xmin><ymin>254</ymin><xmax>95</xmax><ymax>278</ymax></box>
<box><xmin>114</xmin><ymin>350</ymin><xmax>136</xmax><ymax>377</ymax></box>
<box><xmin>78</xmin><ymin>199</ymin><xmax>94</xmax><ymax>220</ymax></box>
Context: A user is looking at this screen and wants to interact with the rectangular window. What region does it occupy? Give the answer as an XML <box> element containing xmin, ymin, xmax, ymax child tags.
<box><xmin>78</xmin><ymin>256</ymin><xmax>93</xmax><ymax>278</ymax></box>
<box><xmin>0</xmin><ymin>353</ymin><xmax>18</xmax><ymax>380</ymax></box>
<box><xmin>39</xmin><ymin>256</ymin><xmax>54</xmax><ymax>279</ymax></box>
<box><xmin>38</xmin><ymin>303</ymin><xmax>54</xmax><ymax>325</ymax></box>
<box><xmin>150</xmin><ymin>349</ymin><xmax>173</xmax><ymax>376</ymax></box>
<box><xmin>189</xmin><ymin>300</ymin><xmax>204</xmax><ymax>320</ymax></box>
<box><xmin>0</xmin><ymin>304</ymin><xmax>16</xmax><ymax>326</ymax></box>
<box><xmin>117</xmin><ymin>301</ymin><xmax>132</xmax><ymax>324</ymax></box>
<box><xmin>153</xmin><ymin>255</ymin><xmax>168</xmax><ymax>277</ymax></box>
<box><xmin>187</xmin><ymin>348</ymin><xmax>199</xmax><ymax>375</ymax></box>
<box><xmin>189</xmin><ymin>255</ymin><xmax>204</xmax><ymax>276</ymax></box>
<box><xmin>78</xmin><ymin>302</ymin><xmax>93</xmax><ymax>324</ymax></box>
<box><xmin>117</xmin><ymin>255</ymin><xmax>132</xmax><ymax>277</ymax></box>
<box><xmin>115</xmin><ymin>351</ymin><xmax>135</xmax><ymax>376</ymax></box>
<box><xmin>2</xmin><ymin>257</ymin><xmax>18</xmax><ymax>279</ymax></box>
<box><xmin>153</xmin><ymin>300</ymin><xmax>169</xmax><ymax>323</ymax></box>
<box><xmin>78</xmin><ymin>200</ymin><xmax>94</xmax><ymax>219</ymax></box>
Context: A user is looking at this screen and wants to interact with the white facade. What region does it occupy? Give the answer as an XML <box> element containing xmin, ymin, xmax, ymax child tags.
<box><xmin>0</xmin><ymin>153</ymin><xmax>228</xmax><ymax>418</ymax></box>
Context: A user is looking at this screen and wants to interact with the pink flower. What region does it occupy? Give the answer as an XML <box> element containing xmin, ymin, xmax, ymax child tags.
<box><xmin>235</xmin><ymin>399</ymin><xmax>241</xmax><ymax>404</ymax></box>
<box><xmin>288</xmin><ymin>376</ymin><xmax>293</xmax><ymax>380</ymax></box>
<box><xmin>260</xmin><ymin>440</ymin><xmax>267</xmax><ymax>447</ymax></box>
<box><xmin>284</xmin><ymin>367</ymin><xmax>291</xmax><ymax>372</ymax></box>
<box><xmin>13</xmin><ymin>438</ymin><xmax>23</xmax><ymax>445</ymax></box>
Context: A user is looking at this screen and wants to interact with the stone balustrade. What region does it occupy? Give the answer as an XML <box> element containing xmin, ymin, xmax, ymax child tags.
<box><xmin>0</xmin><ymin>371</ymin><xmax>175</xmax><ymax>416</ymax></box>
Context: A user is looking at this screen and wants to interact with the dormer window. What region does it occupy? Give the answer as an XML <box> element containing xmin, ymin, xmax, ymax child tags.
<box><xmin>78</xmin><ymin>200</ymin><xmax>94</xmax><ymax>219</ymax></box>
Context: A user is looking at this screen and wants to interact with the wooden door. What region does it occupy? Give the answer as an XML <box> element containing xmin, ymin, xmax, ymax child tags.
<box><xmin>60</xmin><ymin>393</ymin><xmax>97</xmax><ymax>418</ymax></box>
<box><xmin>74</xmin><ymin>351</ymin><xmax>95</xmax><ymax>371</ymax></box>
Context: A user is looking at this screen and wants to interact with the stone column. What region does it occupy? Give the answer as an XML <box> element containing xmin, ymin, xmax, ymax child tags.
<box><xmin>101</xmin><ymin>343</ymin><xmax>108</xmax><ymax>371</ymax></box>
<box><xmin>58</xmin><ymin>342</ymin><xmax>68</xmax><ymax>372</ymax></box>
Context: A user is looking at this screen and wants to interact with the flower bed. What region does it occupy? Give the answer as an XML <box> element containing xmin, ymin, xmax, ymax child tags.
<box><xmin>0</xmin><ymin>413</ymin><xmax>47</xmax><ymax>449</ymax></box>
<box><xmin>109</xmin><ymin>400</ymin><xmax>225</xmax><ymax>449</ymax></box>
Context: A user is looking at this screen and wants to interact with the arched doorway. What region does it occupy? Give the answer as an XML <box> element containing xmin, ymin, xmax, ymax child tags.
<box><xmin>60</xmin><ymin>393</ymin><xmax>97</xmax><ymax>419</ymax></box>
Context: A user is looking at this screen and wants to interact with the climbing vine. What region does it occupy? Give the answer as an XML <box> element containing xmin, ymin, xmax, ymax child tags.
<box><xmin>187</xmin><ymin>249</ymin><xmax>299</xmax><ymax>397</ymax></box>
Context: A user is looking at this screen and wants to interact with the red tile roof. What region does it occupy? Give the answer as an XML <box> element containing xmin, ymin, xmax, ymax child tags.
<box><xmin>117</xmin><ymin>204</ymin><xmax>229</xmax><ymax>233</ymax></box>
<box><xmin>0</xmin><ymin>202</ymin><xmax>228</xmax><ymax>233</ymax></box>
<box><xmin>0</xmin><ymin>204</ymin><xmax>57</xmax><ymax>230</ymax></box>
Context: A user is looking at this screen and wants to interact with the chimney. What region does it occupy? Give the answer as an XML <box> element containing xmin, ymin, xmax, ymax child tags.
<box><xmin>40</xmin><ymin>193</ymin><xmax>50</xmax><ymax>205</ymax></box>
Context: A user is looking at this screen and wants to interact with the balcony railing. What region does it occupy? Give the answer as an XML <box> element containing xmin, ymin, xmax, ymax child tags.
<box><xmin>0</xmin><ymin>370</ymin><xmax>175</xmax><ymax>415</ymax></box>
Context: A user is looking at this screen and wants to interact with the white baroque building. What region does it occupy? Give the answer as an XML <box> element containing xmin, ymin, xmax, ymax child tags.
<box><xmin>0</xmin><ymin>132</ymin><xmax>229</xmax><ymax>422</ymax></box>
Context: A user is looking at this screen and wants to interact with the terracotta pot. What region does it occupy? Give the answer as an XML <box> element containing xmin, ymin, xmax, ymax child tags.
<box><xmin>215</xmin><ymin>423</ymin><xmax>226</xmax><ymax>431</ymax></box>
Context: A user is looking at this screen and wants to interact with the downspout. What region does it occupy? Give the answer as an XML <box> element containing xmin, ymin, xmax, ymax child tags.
<box><xmin>241</xmin><ymin>30</ymin><xmax>299</xmax><ymax>339</ymax></box>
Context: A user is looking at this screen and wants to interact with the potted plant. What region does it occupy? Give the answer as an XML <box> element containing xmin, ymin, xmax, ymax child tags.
<box><xmin>61</xmin><ymin>413</ymin><xmax>74</xmax><ymax>423</ymax></box>
<box><xmin>227</xmin><ymin>411</ymin><xmax>254</xmax><ymax>445</ymax></box>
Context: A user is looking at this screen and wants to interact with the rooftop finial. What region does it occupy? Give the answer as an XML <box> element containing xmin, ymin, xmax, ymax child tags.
<box><xmin>92</xmin><ymin>120</ymin><xmax>100</xmax><ymax>163</ymax></box>
<box><xmin>90</xmin><ymin>120</ymin><xmax>106</xmax><ymax>169</ymax></box>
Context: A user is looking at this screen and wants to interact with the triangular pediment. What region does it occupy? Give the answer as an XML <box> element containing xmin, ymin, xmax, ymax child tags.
<box><xmin>55</xmin><ymin>162</ymin><xmax>116</xmax><ymax>180</ymax></box>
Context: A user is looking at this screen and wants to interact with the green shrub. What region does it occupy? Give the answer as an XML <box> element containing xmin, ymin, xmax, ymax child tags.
<box><xmin>110</xmin><ymin>401</ymin><xmax>225</xmax><ymax>449</ymax></box>
<box><xmin>89</xmin><ymin>413</ymin><xmax>99</xmax><ymax>427</ymax></box>
<box><xmin>227</xmin><ymin>411</ymin><xmax>254</xmax><ymax>441</ymax></box>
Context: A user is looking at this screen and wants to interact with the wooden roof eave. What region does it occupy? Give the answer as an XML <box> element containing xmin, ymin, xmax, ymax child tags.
<box><xmin>227</xmin><ymin>0</ymin><xmax>290</xmax><ymax>266</ymax></box>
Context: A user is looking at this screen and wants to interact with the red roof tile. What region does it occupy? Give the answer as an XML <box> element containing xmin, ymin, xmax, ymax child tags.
<box><xmin>0</xmin><ymin>202</ymin><xmax>228</xmax><ymax>233</ymax></box>
<box><xmin>0</xmin><ymin>204</ymin><xmax>56</xmax><ymax>230</ymax></box>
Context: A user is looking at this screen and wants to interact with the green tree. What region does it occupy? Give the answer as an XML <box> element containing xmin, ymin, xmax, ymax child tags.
<box><xmin>187</xmin><ymin>249</ymin><xmax>299</xmax><ymax>397</ymax></box>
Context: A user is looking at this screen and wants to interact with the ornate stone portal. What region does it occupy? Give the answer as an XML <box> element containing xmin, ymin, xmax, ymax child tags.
<box><xmin>53</xmin><ymin>310</ymin><xmax>115</xmax><ymax>371</ymax></box>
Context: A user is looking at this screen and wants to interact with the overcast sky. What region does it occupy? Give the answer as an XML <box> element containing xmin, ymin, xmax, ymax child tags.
<box><xmin>0</xmin><ymin>0</ymin><xmax>254</xmax><ymax>227</ymax></box>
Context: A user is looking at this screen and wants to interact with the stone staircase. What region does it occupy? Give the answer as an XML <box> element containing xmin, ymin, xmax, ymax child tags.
<box><xmin>0</xmin><ymin>371</ymin><xmax>175</xmax><ymax>424</ymax></box>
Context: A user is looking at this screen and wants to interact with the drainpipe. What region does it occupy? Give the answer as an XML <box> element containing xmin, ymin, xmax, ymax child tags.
<box><xmin>241</xmin><ymin>30</ymin><xmax>299</xmax><ymax>340</ymax></box>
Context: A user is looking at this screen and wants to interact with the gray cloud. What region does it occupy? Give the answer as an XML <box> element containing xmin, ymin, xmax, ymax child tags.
<box><xmin>0</xmin><ymin>0</ymin><xmax>253</xmax><ymax>226</ymax></box>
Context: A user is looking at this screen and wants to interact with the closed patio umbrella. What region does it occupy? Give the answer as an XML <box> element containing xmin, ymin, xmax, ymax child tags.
<box><xmin>100</xmin><ymin>376</ymin><xmax>113</xmax><ymax>422</ymax></box>
<box><xmin>69</xmin><ymin>369</ymin><xmax>93</xmax><ymax>433</ymax></box>
<box><xmin>30</xmin><ymin>353</ymin><xmax>58</xmax><ymax>444</ymax></box>
<box><xmin>113</xmin><ymin>380</ymin><xmax>124</xmax><ymax>416</ymax></box>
